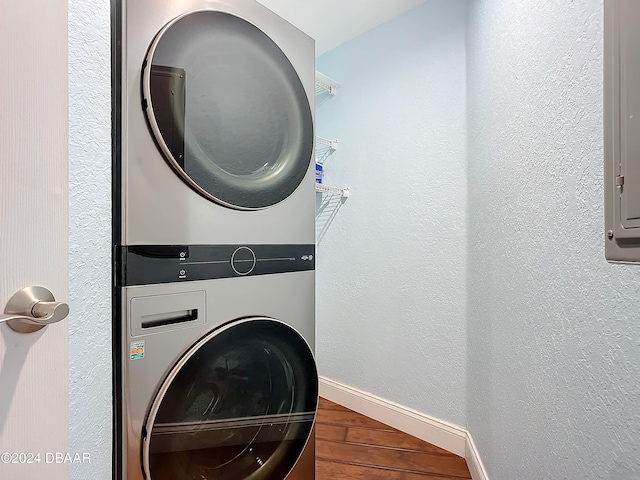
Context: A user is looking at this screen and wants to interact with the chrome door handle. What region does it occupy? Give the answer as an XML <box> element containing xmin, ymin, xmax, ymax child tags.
<box><xmin>0</xmin><ymin>286</ymin><xmax>69</xmax><ymax>333</ymax></box>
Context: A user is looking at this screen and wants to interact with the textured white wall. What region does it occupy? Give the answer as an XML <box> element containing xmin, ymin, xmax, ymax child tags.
<box><xmin>316</xmin><ymin>0</ymin><xmax>468</xmax><ymax>426</ymax></box>
<box><xmin>466</xmin><ymin>1</ymin><xmax>640</xmax><ymax>478</ymax></box>
<box><xmin>68</xmin><ymin>0</ymin><xmax>112</xmax><ymax>478</ymax></box>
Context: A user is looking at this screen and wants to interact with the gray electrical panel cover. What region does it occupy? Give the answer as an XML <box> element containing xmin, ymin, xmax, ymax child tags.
<box><xmin>605</xmin><ymin>0</ymin><xmax>640</xmax><ymax>262</ymax></box>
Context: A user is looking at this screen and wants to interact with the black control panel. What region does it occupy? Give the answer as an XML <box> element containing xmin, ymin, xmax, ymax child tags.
<box><xmin>116</xmin><ymin>244</ymin><xmax>315</xmax><ymax>286</ymax></box>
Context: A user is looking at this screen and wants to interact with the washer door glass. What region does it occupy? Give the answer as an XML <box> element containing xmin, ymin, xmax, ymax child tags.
<box><xmin>143</xmin><ymin>318</ymin><xmax>318</xmax><ymax>480</ymax></box>
<box><xmin>142</xmin><ymin>10</ymin><xmax>314</xmax><ymax>210</ymax></box>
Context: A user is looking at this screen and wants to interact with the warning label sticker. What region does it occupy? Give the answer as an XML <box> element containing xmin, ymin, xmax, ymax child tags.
<box><xmin>130</xmin><ymin>341</ymin><xmax>145</xmax><ymax>360</ymax></box>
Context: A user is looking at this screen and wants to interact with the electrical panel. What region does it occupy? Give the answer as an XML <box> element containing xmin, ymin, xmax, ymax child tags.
<box><xmin>605</xmin><ymin>0</ymin><xmax>640</xmax><ymax>262</ymax></box>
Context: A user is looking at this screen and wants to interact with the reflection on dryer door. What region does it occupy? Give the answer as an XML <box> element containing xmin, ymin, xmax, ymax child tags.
<box><xmin>150</xmin><ymin>65</ymin><xmax>185</xmax><ymax>168</ymax></box>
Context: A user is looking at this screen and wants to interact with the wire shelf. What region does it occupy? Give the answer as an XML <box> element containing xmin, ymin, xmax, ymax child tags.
<box><xmin>315</xmin><ymin>136</ymin><xmax>338</xmax><ymax>164</ymax></box>
<box><xmin>315</xmin><ymin>71</ymin><xmax>339</xmax><ymax>96</ymax></box>
<box><xmin>315</xmin><ymin>183</ymin><xmax>350</xmax><ymax>198</ymax></box>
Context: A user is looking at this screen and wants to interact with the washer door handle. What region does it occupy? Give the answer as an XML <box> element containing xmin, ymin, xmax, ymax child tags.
<box><xmin>0</xmin><ymin>286</ymin><xmax>69</xmax><ymax>333</ymax></box>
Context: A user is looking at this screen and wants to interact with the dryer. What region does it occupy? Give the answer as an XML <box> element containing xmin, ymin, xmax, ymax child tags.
<box><xmin>115</xmin><ymin>0</ymin><xmax>316</xmax><ymax>246</ymax></box>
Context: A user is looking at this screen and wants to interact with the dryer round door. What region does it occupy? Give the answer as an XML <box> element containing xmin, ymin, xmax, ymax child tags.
<box><xmin>142</xmin><ymin>10</ymin><xmax>314</xmax><ymax>210</ymax></box>
<box><xmin>142</xmin><ymin>318</ymin><xmax>318</xmax><ymax>480</ymax></box>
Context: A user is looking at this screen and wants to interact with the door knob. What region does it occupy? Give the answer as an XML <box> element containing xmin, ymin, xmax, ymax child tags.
<box><xmin>0</xmin><ymin>286</ymin><xmax>69</xmax><ymax>333</ymax></box>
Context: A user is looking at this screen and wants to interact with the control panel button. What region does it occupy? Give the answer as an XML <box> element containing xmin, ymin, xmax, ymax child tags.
<box><xmin>231</xmin><ymin>247</ymin><xmax>256</xmax><ymax>275</ymax></box>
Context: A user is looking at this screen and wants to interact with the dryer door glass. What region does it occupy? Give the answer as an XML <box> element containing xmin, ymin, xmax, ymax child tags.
<box><xmin>143</xmin><ymin>318</ymin><xmax>318</xmax><ymax>480</ymax></box>
<box><xmin>142</xmin><ymin>11</ymin><xmax>313</xmax><ymax>210</ymax></box>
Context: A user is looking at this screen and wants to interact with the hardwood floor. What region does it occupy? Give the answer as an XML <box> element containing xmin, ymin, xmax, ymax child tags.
<box><xmin>315</xmin><ymin>398</ymin><xmax>471</xmax><ymax>479</ymax></box>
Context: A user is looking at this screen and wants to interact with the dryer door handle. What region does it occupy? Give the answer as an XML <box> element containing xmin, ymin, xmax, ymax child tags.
<box><xmin>0</xmin><ymin>286</ymin><xmax>69</xmax><ymax>333</ymax></box>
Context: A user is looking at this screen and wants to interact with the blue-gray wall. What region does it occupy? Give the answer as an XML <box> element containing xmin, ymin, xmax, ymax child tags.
<box><xmin>316</xmin><ymin>0</ymin><xmax>469</xmax><ymax>426</ymax></box>
<box><xmin>466</xmin><ymin>0</ymin><xmax>640</xmax><ymax>478</ymax></box>
<box><xmin>64</xmin><ymin>0</ymin><xmax>640</xmax><ymax>478</ymax></box>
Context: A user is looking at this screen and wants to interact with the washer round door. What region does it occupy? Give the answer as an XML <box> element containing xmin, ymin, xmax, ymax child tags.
<box><xmin>142</xmin><ymin>10</ymin><xmax>314</xmax><ymax>210</ymax></box>
<box><xmin>142</xmin><ymin>318</ymin><xmax>318</xmax><ymax>480</ymax></box>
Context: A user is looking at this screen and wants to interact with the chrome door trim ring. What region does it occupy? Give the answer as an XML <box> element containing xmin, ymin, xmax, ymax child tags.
<box><xmin>141</xmin><ymin>316</ymin><xmax>318</xmax><ymax>478</ymax></box>
<box><xmin>141</xmin><ymin>9</ymin><xmax>313</xmax><ymax>211</ymax></box>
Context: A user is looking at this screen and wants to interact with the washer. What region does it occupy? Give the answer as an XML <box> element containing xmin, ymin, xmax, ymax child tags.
<box><xmin>116</xmin><ymin>253</ymin><xmax>317</xmax><ymax>480</ymax></box>
<box><xmin>115</xmin><ymin>0</ymin><xmax>316</xmax><ymax>246</ymax></box>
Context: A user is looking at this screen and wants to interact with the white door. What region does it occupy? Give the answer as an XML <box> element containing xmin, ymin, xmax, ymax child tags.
<box><xmin>0</xmin><ymin>1</ymin><xmax>69</xmax><ymax>479</ymax></box>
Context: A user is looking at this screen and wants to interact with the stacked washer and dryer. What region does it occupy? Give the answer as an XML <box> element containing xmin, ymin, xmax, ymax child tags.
<box><xmin>113</xmin><ymin>1</ymin><xmax>318</xmax><ymax>479</ymax></box>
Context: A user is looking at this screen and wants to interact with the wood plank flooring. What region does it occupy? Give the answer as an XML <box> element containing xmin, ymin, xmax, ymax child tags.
<box><xmin>316</xmin><ymin>398</ymin><xmax>471</xmax><ymax>479</ymax></box>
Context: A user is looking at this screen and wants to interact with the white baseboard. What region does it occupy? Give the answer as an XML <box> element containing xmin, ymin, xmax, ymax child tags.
<box><xmin>318</xmin><ymin>376</ymin><xmax>489</xmax><ymax>480</ymax></box>
<box><xmin>465</xmin><ymin>431</ymin><xmax>490</xmax><ymax>480</ymax></box>
<box><xmin>319</xmin><ymin>376</ymin><xmax>467</xmax><ymax>457</ymax></box>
